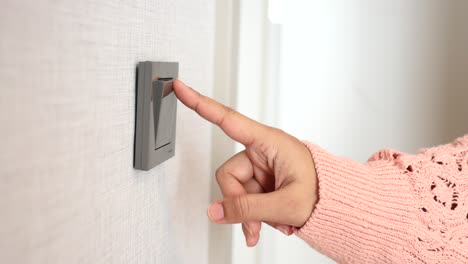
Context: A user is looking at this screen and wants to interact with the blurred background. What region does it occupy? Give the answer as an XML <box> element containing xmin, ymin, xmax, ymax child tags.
<box><xmin>216</xmin><ymin>1</ymin><xmax>468</xmax><ymax>263</ymax></box>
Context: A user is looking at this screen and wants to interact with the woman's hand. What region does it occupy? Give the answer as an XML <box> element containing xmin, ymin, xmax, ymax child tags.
<box><xmin>173</xmin><ymin>80</ymin><xmax>318</xmax><ymax>247</ymax></box>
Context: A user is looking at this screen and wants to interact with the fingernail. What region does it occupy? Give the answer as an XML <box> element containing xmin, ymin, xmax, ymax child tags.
<box><xmin>277</xmin><ymin>226</ymin><xmax>290</xmax><ymax>236</ymax></box>
<box><xmin>208</xmin><ymin>202</ymin><xmax>224</xmax><ymax>221</ymax></box>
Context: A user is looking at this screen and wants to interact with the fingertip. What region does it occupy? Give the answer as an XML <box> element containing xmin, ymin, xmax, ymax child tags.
<box><xmin>173</xmin><ymin>80</ymin><xmax>189</xmax><ymax>97</ymax></box>
<box><xmin>173</xmin><ymin>79</ymin><xmax>198</xmax><ymax>108</ymax></box>
<box><xmin>173</xmin><ymin>79</ymin><xmax>186</xmax><ymax>89</ymax></box>
<box><xmin>246</xmin><ymin>232</ymin><xmax>259</xmax><ymax>247</ymax></box>
<box><xmin>246</xmin><ymin>236</ymin><xmax>255</xmax><ymax>247</ymax></box>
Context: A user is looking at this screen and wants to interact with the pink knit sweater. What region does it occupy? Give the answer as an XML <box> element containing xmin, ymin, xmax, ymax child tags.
<box><xmin>296</xmin><ymin>135</ymin><xmax>468</xmax><ymax>263</ymax></box>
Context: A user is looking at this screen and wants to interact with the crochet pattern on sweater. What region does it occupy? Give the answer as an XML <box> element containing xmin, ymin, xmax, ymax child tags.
<box><xmin>395</xmin><ymin>135</ymin><xmax>468</xmax><ymax>262</ymax></box>
<box><xmin>297</xmin><ymin>135</ymin><xmax>468</xmax><ymax>264</ymax></box>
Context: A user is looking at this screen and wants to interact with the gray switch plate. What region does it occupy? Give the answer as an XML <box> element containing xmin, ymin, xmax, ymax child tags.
<box><xmin>134</xmin><ymin>61</ymin><xmax>178</xmax><ymax>171</ymax></box>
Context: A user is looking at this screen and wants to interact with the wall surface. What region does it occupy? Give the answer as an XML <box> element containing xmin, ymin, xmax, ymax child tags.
<box><xmin>0</xmin><ymin>0</ymin><xmax>215</xmax><ymax>263</ymax></box>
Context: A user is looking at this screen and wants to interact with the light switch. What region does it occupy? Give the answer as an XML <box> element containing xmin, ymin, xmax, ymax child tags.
<box><xmin>134</xmin><ymin>61</ymin><xmax>178</xmax><ymax>171</ymax></box>
<box><xmin>153</xmin><ymin>79</ymin><xmax>177</xmax><ymax>149</ymax></box>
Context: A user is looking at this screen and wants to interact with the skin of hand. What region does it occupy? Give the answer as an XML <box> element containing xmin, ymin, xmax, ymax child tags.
<box><xmin>173</xmin><ymin>80</ymin><xmax>319</xmax><ymax>247</ymax></box>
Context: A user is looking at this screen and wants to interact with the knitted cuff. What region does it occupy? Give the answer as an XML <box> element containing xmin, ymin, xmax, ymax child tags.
<box><xmin>296</xmin><ymin>142</ymin><xmax>413</xmax><ymax>263</ymax></box>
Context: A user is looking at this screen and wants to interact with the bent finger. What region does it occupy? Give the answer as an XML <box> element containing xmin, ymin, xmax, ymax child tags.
<box><xmin>215</xmin><ymin>151</ymin><xmax>253</xmax><ymax>197</ymax></box>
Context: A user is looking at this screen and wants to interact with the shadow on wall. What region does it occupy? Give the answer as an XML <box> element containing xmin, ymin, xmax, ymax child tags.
<box><xmin>444</xmin><ymin>1</ymin><xmax>468</xmax><ymax>141</ymax></box>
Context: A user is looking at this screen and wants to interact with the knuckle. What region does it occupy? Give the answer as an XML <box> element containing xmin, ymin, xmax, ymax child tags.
<box><xmin>217</xmin><ymin>106</ymin><xmax>236</xmax><ymax>127</ymax></box>
<box><xmin>272</xmin><ymin>127</ymin><xmax>285</xmax><ymax>134</ymax></box>
<box><xmin>264</xmin><ymin>126</ymin><xmax>285</xmax><ymax>136</ymax></box>
<box><xmin>233</xmin><ymin>196</ymin><xmax>251</xmax><ymax>220</ymax></box>
<box><xmin>215</xmin><ymin>167</ymin><xmax>225</xmax><ymax>184</ymax></box>
<box><xmin>191</xmin><ymin>93</ymin><xmax>203</xmax><ymax>112</ymax></box>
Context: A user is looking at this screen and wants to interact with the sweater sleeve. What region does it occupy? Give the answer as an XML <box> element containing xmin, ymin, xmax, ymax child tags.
<box><xmin>296</xmin><ymin>135</ymin><xmax>468</xmax><ymax>264</ymax></box>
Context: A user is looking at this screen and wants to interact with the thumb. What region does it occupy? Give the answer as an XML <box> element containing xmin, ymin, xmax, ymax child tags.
<box><xmin>208</xmin><ymin>191</ymin><xmax>291</xmax><ymax>225</ymax></box>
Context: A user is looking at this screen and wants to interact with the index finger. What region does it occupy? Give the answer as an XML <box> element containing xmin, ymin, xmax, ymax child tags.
<box><xmin>173</xmin><ymin>80</ymin><xmax>263</xmax><ymax>146</ymax></box>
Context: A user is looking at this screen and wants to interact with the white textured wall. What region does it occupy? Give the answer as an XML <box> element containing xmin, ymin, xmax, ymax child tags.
<box><xmin>0</xmin><ymin>0</ymin><xmax>214</xmax><ymax>263</ymax></box>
